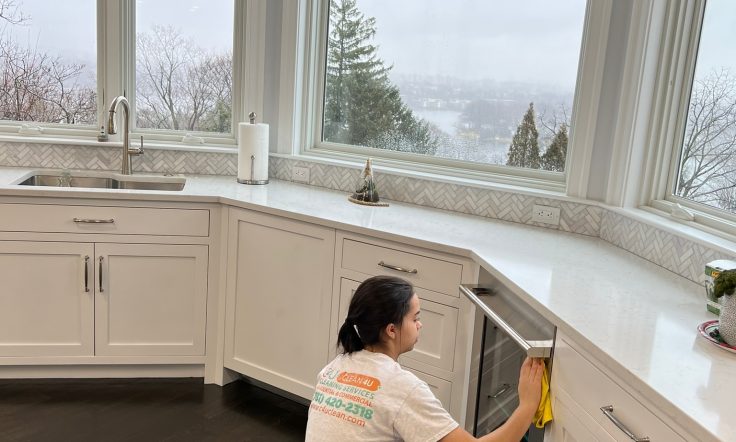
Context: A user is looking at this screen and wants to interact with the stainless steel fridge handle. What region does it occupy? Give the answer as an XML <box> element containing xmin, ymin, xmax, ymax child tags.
<box><xmin>460</xmin><ymin>284</ymin><xmax>553</xmax><ymax>358</ymax></box>
<box><xmin>488</xmin><ymin>383</ymin><xmax>512</xmax><ymax>399</ymax></box>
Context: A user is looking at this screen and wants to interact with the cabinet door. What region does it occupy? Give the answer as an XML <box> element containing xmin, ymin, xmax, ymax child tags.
<box><xmin>405</xmin><ymin>367</ymin><xmax>452</xmax><ymax>412</ymax></box>
<box><xmin>0</xmin><ymin>241</ymin><xmax>94</xmax><ymax>357</ymax></box>
<box><xmin>94</xmin><ymin>243</ymin><xmax>208</xmax><ymax>356</ymax></box>
<box><xmin>546</xmin><ymin>388</ymin><xmax>616</xmax><ymax>442</ymax></box>
<box><xmin>224</xmin><ymin>210</ymin><xmax>335</xmax><ymax>399</ymax></box>
<box><xmin>338</xmin><ymin>278</ymin><xmax>458</xmax><ymax>372</ymax></box>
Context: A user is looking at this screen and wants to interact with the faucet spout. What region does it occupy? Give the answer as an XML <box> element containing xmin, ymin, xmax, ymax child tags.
<box><xmin>108</xmin><ymin>96</ymin><xmax>142</xmax><ymax>175</ymax></box>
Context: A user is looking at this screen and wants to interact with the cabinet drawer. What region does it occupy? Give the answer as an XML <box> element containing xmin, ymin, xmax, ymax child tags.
<box><xmin>341</xmin><ymin>239</ymin><xmax>463</xmax><ymax>296</ymax></box>
<box><xmin>0</xmin><ymin>203</ymin><xmax>209</xmax><ymax>237</ymax></box>
<box><xmin>554</xmin><ymin>338</ymin><xmax>686</xmax><ymax>442</ymax></box>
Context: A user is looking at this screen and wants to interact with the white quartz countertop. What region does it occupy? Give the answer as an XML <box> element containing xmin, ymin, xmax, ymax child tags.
<box><xmin>0</xmin><ymin>167</ymin><xmax>731</xmax><ymax>441</ymax></box>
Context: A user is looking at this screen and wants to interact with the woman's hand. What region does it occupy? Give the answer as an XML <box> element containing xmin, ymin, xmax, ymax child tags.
<box><xmin>517</xmin><ymin>357</ymin><xmax>544</xmax><ymax>420</ymax></box>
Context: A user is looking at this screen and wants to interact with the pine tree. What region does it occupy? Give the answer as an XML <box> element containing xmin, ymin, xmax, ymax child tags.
<box><xmin>506</xmin><ymin>102</ymin><xmax>540</xmax><ymax>169</ymax></box>
<box><xmin>324</xmin><ymin>0</ymin><xmax>437</xmax><ymax>154</ymax></box>
<box><xmin>541</xmin><ymin>123</ymin><xmax>568</xmax><ymax>172</ymax></box>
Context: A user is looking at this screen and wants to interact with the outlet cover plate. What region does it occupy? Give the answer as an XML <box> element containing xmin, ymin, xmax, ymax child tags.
<box><xmin>532</xmin><ymin>204</ymin><xmax>561</xmax><ymax>225</ymax></box>
<box><xmin>292</xmin><ymin>166</ymin><xmax>310</xmax><ymax>183</ymax></box>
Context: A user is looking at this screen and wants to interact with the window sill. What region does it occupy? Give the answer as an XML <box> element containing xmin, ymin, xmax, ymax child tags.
<box><xmin>0</xmin><ymin>133</ymin><xmax>237</xmax><ymax>154</ymax></box>
<box><xmin>613</xmin><ymin>205</ymin><xmax>736</xmax><ymax>256</ymax></box>
<box><xmin>273</xmin><ymin>151</ymin><xmax>593</xmax><ymax>204</ymax></box>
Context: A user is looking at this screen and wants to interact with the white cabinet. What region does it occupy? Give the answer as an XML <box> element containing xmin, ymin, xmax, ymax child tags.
<box><xmin>0</xmin><ymin>202</ymin><xmax>212</xmax><ymax>363</ymax></box>
<box><xmin>405</xmin><ymin>366</ymin><xmax>453</xmax><ymax>411</ymax></box>
<box><xmin>332</xmin><ymin>232</ymin><xmax>475</xmax><ymax>423</ymax></box>
<box><xmin>224</xmin><ymin>208</ymin><xmax>335</xmax><ymax>399</ymax></box>
<box><xmin>0</xmin><ymin>241</ymin><xmax>94</xmax><ymax>357</ymax></box>
<box><xmin>95</xmin><ymin>243</ymin><xmax>208</xmax><ymax>356</ymax></box>
<box><xmin>337</xmin><ymin>278</ymin><xmax>459</xmax><ymax>372</ymax></box>
<box><xmin>547</xmin><ymin>388</ymin><xmax>616</xmax><ymax>442</ymax></box>
<box><xmin>547</xmin><ymin>333</ymin><xmax>687</xmax><ymax>442</ymax></box>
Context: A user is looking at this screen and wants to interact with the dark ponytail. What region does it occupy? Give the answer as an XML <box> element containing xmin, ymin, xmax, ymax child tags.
<box><xmin>338</xmin><ymin>275</ymin><xmax>414</xmax><ymax>354</ymax></box>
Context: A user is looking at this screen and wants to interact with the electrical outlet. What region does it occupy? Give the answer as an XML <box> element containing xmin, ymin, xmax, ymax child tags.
<box><xmin>532</xmin><ymin>204</ymin><xmax>561</xmax><ymax>225</ymax></box>
<box><xmin>291</xmin><ymin>166</ymin><xmax>310</xmax><ymax>183</ymax></box>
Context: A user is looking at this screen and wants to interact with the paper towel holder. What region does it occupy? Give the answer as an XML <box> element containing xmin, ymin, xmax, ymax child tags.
<box><xmin>237</xmin><ymin>112</ymin><xmax>269</xmax><ymax>185</ymax></box>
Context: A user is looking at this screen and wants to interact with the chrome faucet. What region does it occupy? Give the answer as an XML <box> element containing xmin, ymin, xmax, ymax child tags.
<box><xmin>108</xmin><ymin>96</ymin><xmax>143</xmax><ymax>175</ymax></box>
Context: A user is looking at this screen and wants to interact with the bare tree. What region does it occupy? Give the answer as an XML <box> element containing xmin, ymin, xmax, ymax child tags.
<box><xmin>136</xmin><ymin>25</ymin><xmax>232</xmax><ymax>132</ymax></box>
<box><xmin>0</xmin><ymin>0</ymin><xmax>26</xmax><ymax>25</ymax></box>
<box><xmin>537</xmin><ymin>103</ymin><xmax>570</xmax><ymax>140</ymax></box>
<box><xmin>0</xmin><ymin>32</ymin><xmax>96</xmax><ymax>124</ymax></box>
<box><xmin>676</xmin><ymin>68</ymin><xmax>736</xmax><ymax>210</ymax></box>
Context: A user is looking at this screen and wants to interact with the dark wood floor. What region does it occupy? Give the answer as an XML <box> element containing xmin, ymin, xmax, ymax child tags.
<box><xmin>0</xmin><ymin>378</ymin><xmax>308</xmax><ymax>441</ymax></box>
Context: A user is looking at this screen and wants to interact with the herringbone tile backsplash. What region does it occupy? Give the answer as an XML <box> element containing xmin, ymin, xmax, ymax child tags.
<box><xmin>1</xmin><ymin>141</ymin><xmax>733</xmax><ymax>285</ymax></box>
<box><xmin>0</xmin><ymin>142</ymin><xmax>236</xmax><ymax>175</ymax></box>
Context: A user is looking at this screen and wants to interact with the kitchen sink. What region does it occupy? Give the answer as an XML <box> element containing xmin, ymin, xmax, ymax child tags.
<box><xmin>16</xmin><ymin>172</ymin><xmax>186</xmax><ymax>191</ymax></box>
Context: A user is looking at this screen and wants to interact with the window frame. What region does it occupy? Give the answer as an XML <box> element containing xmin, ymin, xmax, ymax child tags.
<box><xmin>643</xmin><ymin>0</ymin><xmax>736</xmax><ymax>238</ymax></box>
<box><xmin>0</xmin><ymin>0</ymin><xmax>101</xmax><ymax>138</ymax></box>
<box><xmin>0</xmin><ymin>0</ymin><xmax>260</xmax><ymax>149</ymax></box>
<box><xmin>289</xmin><ymin>0</ymin><xmax>611</xmax><ymax>193</ymax></box>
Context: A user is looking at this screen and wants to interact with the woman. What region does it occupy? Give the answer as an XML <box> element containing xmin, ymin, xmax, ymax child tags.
<box><xmin>305</xmin><ymin>275</ymin><xmax>543</xmax><ymax>441</ymax></box>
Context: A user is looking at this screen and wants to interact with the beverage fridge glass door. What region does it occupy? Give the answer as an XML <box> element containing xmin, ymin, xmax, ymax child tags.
<box><xmin>460</xmin><ymin>275</ymin><xmax>554</xmax><ymax>442</ymax></box>
<box><xmin>473</xmin><ymin>315</ymin><xmax>544</xmax><ymax>441</ymax></box>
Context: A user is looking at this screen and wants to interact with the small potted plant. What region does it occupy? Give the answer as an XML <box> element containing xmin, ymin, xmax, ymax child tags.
<box><xmin>713</xmin><ymin>270</ymin><xmax>736</xmax><ymax>345</ymax></box>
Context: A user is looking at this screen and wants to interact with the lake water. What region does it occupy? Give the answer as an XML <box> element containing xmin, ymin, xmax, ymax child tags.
<box><xmin>413</xmin><ymin>109</ymin><xmax>509</xmax><ymax>164</ymax></box>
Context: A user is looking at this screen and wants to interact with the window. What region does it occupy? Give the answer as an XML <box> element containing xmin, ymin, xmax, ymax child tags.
<box><xmin>135</xmin><ymin>0</ymin><xmax>234</xmax><ymax>134</ymax></box>
<box><xmin>0</xmin><ymin>0</ymin><xmax>244</xmax><ymax>144</ymax></box>
<box><xmin>312</xmin><ymin>0</ymin><xmax>587</xmax><ymax>179</ymax></box>
<box><xmin>0</xmin><ymin>0</ymin><xmax>97</xmax><ymax>126</ymax></box>
<box><xmin>673</xmin><ymin>0</ymin><xmax>736</xmax><ymax>215</ymax></box>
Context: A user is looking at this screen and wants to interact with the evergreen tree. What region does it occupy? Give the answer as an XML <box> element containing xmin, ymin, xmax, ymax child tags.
<box><xmin>324</xmin><ymin>0</ymin><xmax>437</xmax><ymax>154</ymax></box>
<box><xmin>506</xmin><ymin>102</ymin><xmax>540</xmax><ymax>169</ymax></box>
<box><xmin>541</xmin><ymin>123</ymin><xmax>568</xmax><ymax>172</ymax></box>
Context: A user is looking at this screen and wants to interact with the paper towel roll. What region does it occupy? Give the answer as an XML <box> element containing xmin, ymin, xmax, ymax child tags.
<box><xmin>237</xmin><ymin>122</ymin><xmax>269</xmax><ymax>184</ymax></box>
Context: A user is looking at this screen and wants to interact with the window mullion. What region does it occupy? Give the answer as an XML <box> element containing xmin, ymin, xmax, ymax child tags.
<box><xmin>99</xmin><ymin>0</ymin><xmax>132</xmax><ymax>141</ymax></box>
<box><xmin>237</xmin><ymin>0</ymin><xmax>267</xmax><ymax>126</ymax></box>
<box><xmin>565</xmin><ymin>0</ymin><xmax>613</xmax><ymax>199</ymax></box>
<box><xmin>645</xmin><ymin>0</ymin><xmax>704</xmax><ymax>206</ymax></box>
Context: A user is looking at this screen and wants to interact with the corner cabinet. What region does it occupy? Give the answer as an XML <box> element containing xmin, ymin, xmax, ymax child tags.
<box><xmin>223</xmin><ymin>208</ymin><xmax>336</xmax><ymax>399</ymax></box>
<box><xmin>547</xmin><ymin>332</ymin><xmax>691</xmax><ymax>442</ymax></box>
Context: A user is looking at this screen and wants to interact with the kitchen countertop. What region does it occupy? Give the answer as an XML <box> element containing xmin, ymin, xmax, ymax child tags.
<box><xmin>0</xmin><ymin>167</ymin><xmax>730</xmax><ymax>441</ymax></box>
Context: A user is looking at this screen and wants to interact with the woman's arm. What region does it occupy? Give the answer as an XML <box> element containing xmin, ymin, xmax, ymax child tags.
<box><xmin>439</xmin><ymin>358</ymin><xmax>543</xmax><ymax>442</ymax></box>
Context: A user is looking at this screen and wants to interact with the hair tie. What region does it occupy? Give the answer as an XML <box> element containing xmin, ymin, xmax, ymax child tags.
<box><xmin>352</xmin><ymin>324</ymin><xmax>361</xmax><ymax>339</ymax></box>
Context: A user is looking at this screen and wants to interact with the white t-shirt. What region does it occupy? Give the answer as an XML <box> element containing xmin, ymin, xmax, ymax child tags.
<box><xmin>305</xmin><ymin>350</ymin><xmax>458</xmax><ymax>442</ymax></box>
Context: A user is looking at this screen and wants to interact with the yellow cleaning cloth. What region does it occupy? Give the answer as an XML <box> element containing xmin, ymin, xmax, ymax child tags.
<box><xmin>534</xmin><ymin>363</ymin><xmax>553</xmax><ymax>428</ymax></box>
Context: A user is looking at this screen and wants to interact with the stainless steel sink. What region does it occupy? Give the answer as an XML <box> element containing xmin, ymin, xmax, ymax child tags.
<box><xmin>16</xmin><ymin>172</ymin><xmax>186</xmax><ymax>191</ymax></box>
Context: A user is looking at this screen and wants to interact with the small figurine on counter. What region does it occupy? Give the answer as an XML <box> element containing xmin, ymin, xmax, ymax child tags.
<box><xmin>349</xmin><ymin>158</ymin><xmax>388</xmax><ymax>207</ymax></box>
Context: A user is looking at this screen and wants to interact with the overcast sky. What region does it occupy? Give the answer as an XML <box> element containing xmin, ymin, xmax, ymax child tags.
<box><xmin>695</xmin><ymin>0</ymin><xmax>736</xmax><ymax>77</ymax></box>
<box><xmin>355</xmin><ymin>0</ymin><xmax>586</xmax><ymax>90</ymax></box>
<box><xmin>3</xmin><ymin>0</ymin><xmax>735</xmax><ymax>91</ymax></box>
<box><xmin>2</xmin><ymin>0</ymin><xmax>233</xmax><ymax>70</ymax></box>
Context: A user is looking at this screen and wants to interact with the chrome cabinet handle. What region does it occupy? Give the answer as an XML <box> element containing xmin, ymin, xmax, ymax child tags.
<box><xmin>84</xmin><ymin>255</ymin><xmax>90</xmax><ymax>292</ymax></box>
<box><xmin>378</xmin><ymin>261</ymin><xmax>418</xmax><ymax>274</ymax></box>
<box><xmin>74</xmin><ymin>218</ymin><xmax>115</xmax><ymax>224</ymax></box>
<box><xmin>600</xmin><ymin>406</ymin><xmax>650</xmax><ymax>442</ymax></box>
<box><xmin>488</xmin><ymin>383</ymin><xmax>511</xmax><ymax>399</ymax></box>
<box><xmin>98</xmin><ymin>256</ymin><xmax>104</xmax><ymax>293</ymax></box>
